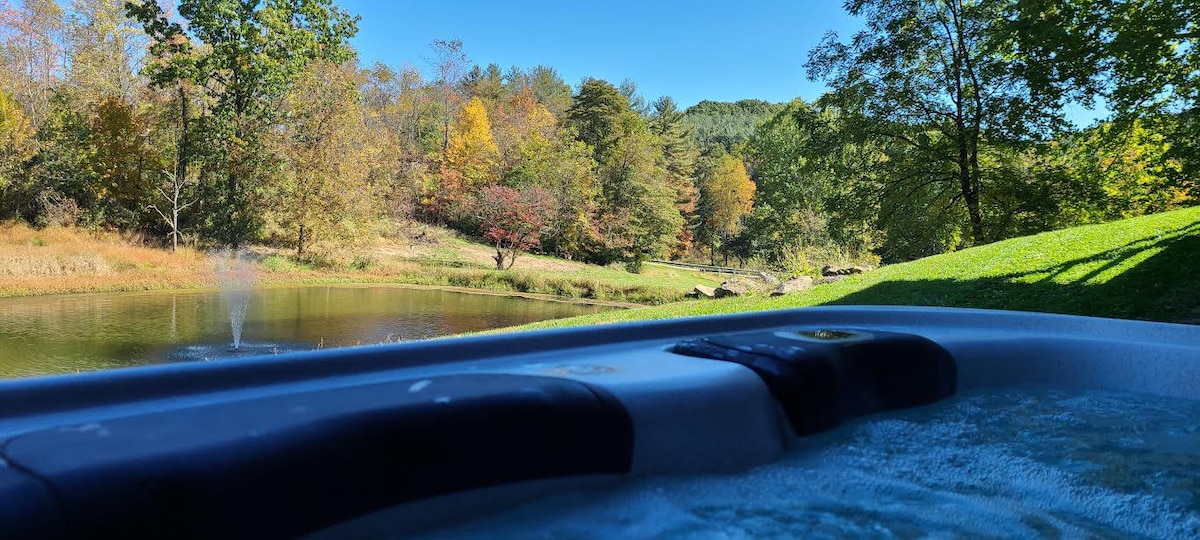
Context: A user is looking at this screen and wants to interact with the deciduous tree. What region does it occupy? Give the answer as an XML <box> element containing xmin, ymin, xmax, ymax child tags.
<box><xmin>807</xmin><ymin>0</ymin><xmax>1060</xmax><ymax>249</ymax></box>
<box><xmin>474</xmin><ymin>184</ymin><xmax>551</xmax><ymax>269</ymax></box>
<box><xmin>127</xmin><ymin>0</ymin><xmax>359</xmax><ymax>246</ymax></box>
<box><xmin>269</xmin><ymin>61</ymin><xmax>376</xmax><ymax>257</ymax></box>
<box><xmin>445</xmin><ymin>96</ymin><xmax>499</xmax><ymax>190</ymax></box>
<box><xmin>699</xmin><ymin>153</ymin><xmax>754</xmax><ymax>263</ymax></box>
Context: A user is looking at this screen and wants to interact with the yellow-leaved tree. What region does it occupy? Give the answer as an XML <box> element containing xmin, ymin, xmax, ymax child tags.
<box><xmin>700</xmin><ymin>153</ymin><xmax>755</xmax><ymax>263</ymax></box>
<box><xmin>269</xmin><ymin>61</ymin><xmax>378</xmax><ymax>257</ymax></box>
<box><xmin>0</xmin><ymin>90</ymin><xmax>36</xmax><ymax>190</ymax></box>
<box><xmin>445</xmin><ymin>96</ymin><xmax>499</xmax><ymax>189</ymax></box>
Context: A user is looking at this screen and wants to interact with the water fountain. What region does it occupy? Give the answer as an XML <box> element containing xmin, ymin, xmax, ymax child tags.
<box><xmin>213</xmin><ymin>247</ymin><xmax>253</xmax><ymax>351</ymax></box>
<box><xmin>161</xmin><ymin>248</ymin><xmax>309</xmax><ymax>363</ymax></box>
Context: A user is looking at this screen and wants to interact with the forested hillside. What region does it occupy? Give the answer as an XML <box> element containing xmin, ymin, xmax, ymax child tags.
<box><xmin>0</xmin><ymin>0</ymin><xmax>1195</xmax><ymax>276</ymax></box>
<box><xmin>683</xmin><ymin>99</ymin><xmax>784</xmax><ymax>152</ymax></box>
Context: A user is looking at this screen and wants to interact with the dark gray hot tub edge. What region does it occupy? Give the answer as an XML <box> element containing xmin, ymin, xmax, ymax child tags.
<box><xmin>0</xmin><ymin>306</ymin><xmax>1196</xmax><ymax>539</ymax></box>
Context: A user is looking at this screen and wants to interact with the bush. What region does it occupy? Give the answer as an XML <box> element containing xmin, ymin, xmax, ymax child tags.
<box><xmin>349</xmin><ymin>254</ymin><xmax>375</xmax><ymax>270</ymax></box>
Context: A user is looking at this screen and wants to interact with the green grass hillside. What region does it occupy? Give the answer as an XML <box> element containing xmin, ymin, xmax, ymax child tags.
<box><xmin>512</xmin><ymin>206</ymin><xmax>1200</xmax><ymax>330</ymax></box>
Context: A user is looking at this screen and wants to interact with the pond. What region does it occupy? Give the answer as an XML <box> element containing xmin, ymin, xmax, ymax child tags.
<box><xmin>0</xmin><ymin>285</ymin><xmax>610</xmax><ymax>379</ymax></box>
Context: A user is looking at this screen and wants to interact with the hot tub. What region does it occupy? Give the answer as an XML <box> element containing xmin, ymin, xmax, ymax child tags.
<box><xmin>0</xmin><ymin>306</ymin><xmax>1196</xmax><ymax>538</ymax></box>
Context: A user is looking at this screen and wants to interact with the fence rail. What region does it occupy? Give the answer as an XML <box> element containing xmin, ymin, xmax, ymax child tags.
<box><xmin>648</xmin><ymin>260</ymin><xmax>776</xmax><ymax>283</ymax></box>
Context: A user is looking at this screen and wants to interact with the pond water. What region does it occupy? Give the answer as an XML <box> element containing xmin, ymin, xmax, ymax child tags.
<box><xmin>0</xmin><ymin>285</ymin><xmax>609</xmax><ymax>379</ymax></box>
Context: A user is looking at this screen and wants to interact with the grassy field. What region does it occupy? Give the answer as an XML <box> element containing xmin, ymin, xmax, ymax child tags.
<box><xmin>0</xmin><ymin>222</ymin><xmax>722</xmax><ymax>305</ymax></box>
<box><xmin>509</xmin><ymin>206</ymin><xmax>1200</xmax><ymax>330</ymax></box>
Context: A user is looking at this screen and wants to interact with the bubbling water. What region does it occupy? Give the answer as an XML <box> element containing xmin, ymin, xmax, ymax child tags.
<box><xmin>420</xmin><ymin>387</ymin><xmax>1200</xmax><ymax>539</ymax></box>
<box><xmin>211</xmin><ymin>248</ymin><xmax>254</xmax><ymax>350</ymax></box>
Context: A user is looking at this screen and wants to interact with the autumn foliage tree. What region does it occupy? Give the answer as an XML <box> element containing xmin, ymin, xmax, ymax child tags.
<box><xmin>445</xmin><ymin>96</ymin><xmax>499</xmax><ymax>189</ymax></box>
<box><xmin>269</xmin><ymin>61</ymin><xmax>376</xmax><ymax>257</ymax></box>
<box><xmin>699</xmin><ymin>153</ymin><xmax>755</xmax><ymax>263</ymax></box>
<box><xmin>474</xmin><ymin>184</ymin><xmax>551</xmax><ymax>269</ymax></box>
<box><xmin>0</xmin><ymin>89</ymin><xmax>35</xmax><ymax>191</ymax></box>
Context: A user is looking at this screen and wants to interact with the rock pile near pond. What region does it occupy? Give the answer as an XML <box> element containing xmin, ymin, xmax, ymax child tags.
<box><xmin>715</xmin><ymin>278</ymin><xmax>753</xmax><ymax>298</ymax></box>
<box><xmin>771</xmin><ymin>276</ymin><xmax>814</xmax><ymax>297</ymax></box>
<box><xmin>821</xmin><ymin>264</ymin><xmax>874</xmax><ymax>277</ymax></box>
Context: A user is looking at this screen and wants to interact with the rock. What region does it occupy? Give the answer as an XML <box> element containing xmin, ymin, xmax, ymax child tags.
<box><xmin>715</xmin><ymin>278</ymin><xmax>752</xmax><ymax>298</ymax></box>
<box><xmin>770</xmin><ymin>276</ymin><xmax>814</xmax><ymax>297</ymax></box>
<box><xmin>815</xmin><ymin>276</ymin><xmax>845</xmax><ymax>285</ymax></box>
<box><xmin>821</xmin><ymin>265</ymin><xmax>841</xmax><ymax>277</ymax></box>
<box><xmin>691</xmin><ymin>285</ymin><xmax>716</xmax><ymax>299</ymax></box>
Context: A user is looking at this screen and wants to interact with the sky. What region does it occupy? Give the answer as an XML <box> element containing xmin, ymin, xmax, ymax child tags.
<box><xmin>340</xmin><ymin>0</ymin><xmax>864</xmax><ymax>108</ymax></box>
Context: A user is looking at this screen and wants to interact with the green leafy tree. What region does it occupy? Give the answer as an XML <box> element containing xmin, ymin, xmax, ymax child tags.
<box><xmin>650</xmin><ymin>96</ymin><xmax>700</xmax><ymax>256</ymax></box>
<box><xmin>504</xmin><ymin>127</ymin><xmax>601</xmax><ymax>260</ymax></box>
<box><xmin>683</xmin><ymin>99</ymin><xmax>784</xmax><ymax>152</ymax></box>
<box><xmin>597</xmin><ymin>112</ymin><xmax>684</xmax><ymax>268</ymax></box>
<box><xmin>1008</xmin><ymin>0</ymin><xmax>1197</xmax><ymax>120</ymax></box>
<box><xmin>566</xmin><ymin>78</ymin><xmax>629</xmax><ymax>161</ymax></box>
<box><xmin>126</xmin><ymin>0</ymin><xmax>359</xmax><ymax>246</ymax></box>
<box><xmin>807</xmin><ymin>0</ymin><xmax>1060</xmax><ymax>251</ymax></box>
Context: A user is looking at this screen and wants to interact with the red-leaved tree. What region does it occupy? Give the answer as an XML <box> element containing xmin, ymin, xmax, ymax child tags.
<box><xmin>475</xmin><ymin>185</ymin><xmax>551</xmax><ymax>269</ymax></box>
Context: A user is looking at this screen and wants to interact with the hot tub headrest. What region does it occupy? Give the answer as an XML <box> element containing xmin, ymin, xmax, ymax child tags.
<box><xmin>673</xmin><ymin>329</ymin><xmax>957</xmax><ymax>435</ymax></box>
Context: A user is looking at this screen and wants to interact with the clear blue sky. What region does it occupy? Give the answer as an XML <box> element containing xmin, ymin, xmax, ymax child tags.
<box><xmin>340</xmin><ymin>0</ymin><xmax>863</xmax><ymax>108</ymax></box>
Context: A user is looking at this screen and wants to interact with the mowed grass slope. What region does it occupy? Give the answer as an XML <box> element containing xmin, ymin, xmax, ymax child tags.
<box><xmin>513</xmin><ymin>206</ymin><xmax>1200</xmax><ymax>329</ymax></box>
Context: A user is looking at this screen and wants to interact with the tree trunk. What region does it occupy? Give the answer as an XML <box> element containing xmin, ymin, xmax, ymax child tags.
<box><xmin>298</xmin><ymin>224</ymin><xmax>306</xmax><ymax>256</ymax></box>
<box><xmin>958</xmin><ymin>142</ymin><xmax>984</xmax><ymax>245</ymax></box>
<box><xmin>493</xmin><ymin>241</ymin><xmax>505</xmax><ymax>269</ymax></box>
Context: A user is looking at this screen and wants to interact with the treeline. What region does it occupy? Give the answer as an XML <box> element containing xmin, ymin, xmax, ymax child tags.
<box><xmin>1</xmin><ymin>0</ymin><xmax>1196</xmax><ymax>274</ymax></box>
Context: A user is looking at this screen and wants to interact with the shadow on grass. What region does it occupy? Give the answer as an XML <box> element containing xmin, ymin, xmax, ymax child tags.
<box><xmin>825</xmin><ymin>220</ymin><xmax>1200</xmax><ymax>323</ymax></box>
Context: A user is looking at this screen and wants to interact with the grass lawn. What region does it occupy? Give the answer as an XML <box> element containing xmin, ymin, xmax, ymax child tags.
<box><xmin>509</xmin><ymin>206</ymin><xmax>1200</xmax><ymax>330</ymax></box>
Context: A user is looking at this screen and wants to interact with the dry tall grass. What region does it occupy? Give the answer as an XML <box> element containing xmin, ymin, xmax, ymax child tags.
<box><xmin>0</xmin><ymin>221</ymin><xmax>213</xmax><ymax>296</ymax></box>
<box><xmin>0</xmin><ymin>221</ymin><xmax>706</xmax><ymax>304</ymax></box>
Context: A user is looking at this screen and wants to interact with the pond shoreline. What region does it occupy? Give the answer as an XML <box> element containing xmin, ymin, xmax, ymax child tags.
<box><xmin>0</xmin><ymin>277</ymin><xmax>644</xmax><ymax>309</ymax></box>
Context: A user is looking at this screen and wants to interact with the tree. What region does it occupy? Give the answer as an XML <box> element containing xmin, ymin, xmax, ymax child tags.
<box><xmin>428</xmin><ymin>38</ymin><xmax>469</xmax><ymax>156</ymax></box>
<box><xmin>807</xmin><ymin>0</ymin><xmax>1060</xmax><ymax>249</ymax></box>
<box><xmin>650</xmin><ymin>96</ymin><xmax>700</xmax><ymax>257</ymax></box>
<box><xmin>567</xmin><ymin>78</ymin><xmax>684</xmax><ymax>267</ymax></box>
<box><xmin>504</xmin><ymin>127</ymin><xmax>601</xmax><ymax>260</ymax></box>
<box><xmin>527</xmin><ymin>65</ymin><xmax>572</xmax><ymax>118</ymax></box>
<box><xmin>147</xmin><ymin>168</ymin><xmax>195</xmax><ymax>252</ymax></box>
<box><xmin>87</xmin><ymin>95</ymin><xmax>156</xmax><ymax>226</ymax></box>
<box><xmin>597</xmin><ymin>112</ymin><xmax>684</xmax><ymax>269</ymax></box>
<box><xmin>269</xmin><ymin>61</ymin><xmax>376</xmax><ymax>257</ymax></box>
<box><xmin>741</xmin><ymin>100</ymin><xmax>879</xmax><ymax>267</ymax></box>
<box><xmin>0</xmin><ymin>0</ymin><xmax>64</xmax><ymax>128</ymax></box>
<box><xmin>683</xmin><ymin>99</ymin><xmax>784</xmax><ymax>152</ymax></box>
<box><xmin>65</xmin><ymin>0</ymin><xmax>144</xmax><ymax>103</ymax></box>
<box><xmin>445</xmin><ymin>96</ymin><xmax>500</xmax><ymax>190</ymax></box>
<box><xmin>566</xmin><ymin>78</ymin><xmax>629</xmax><ymax>161</ymax></box>
<box><xmin>1008</xmin><ymin>0</ymin><xmax>1198</xmax><ymax>120</ymax></box>
<box><xmin>1007</xmin><ymin>0</ymin><xmax>1200</xmax><ymax>200</ymax></box>
<box><xmin>0</xmin><ymin>89</ymin><xmax>35</xmax><ymax>192</ymax></box>
<box><xmin>699</xmin><ymin>153</ymin><xmax>755</xmax><ymax>264</ymax></box>
<box><xmin>463</xmin><ymin>62</ymin><xmax>505</xmax><ymax>108</ymax></box>
<box><xmin>127</xmin><ymin>0</ymin><xmax>359</xmax><ymax>246</ymax></box>
<box><xmin>493</xmin><ymin>88</ymin><xmax>556</xmax><ymax>172</ymax></box>
<box><xmin>474</xmin><ymin>184</ymin><xmax>551</xmax><ymax>269</ymax></box>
